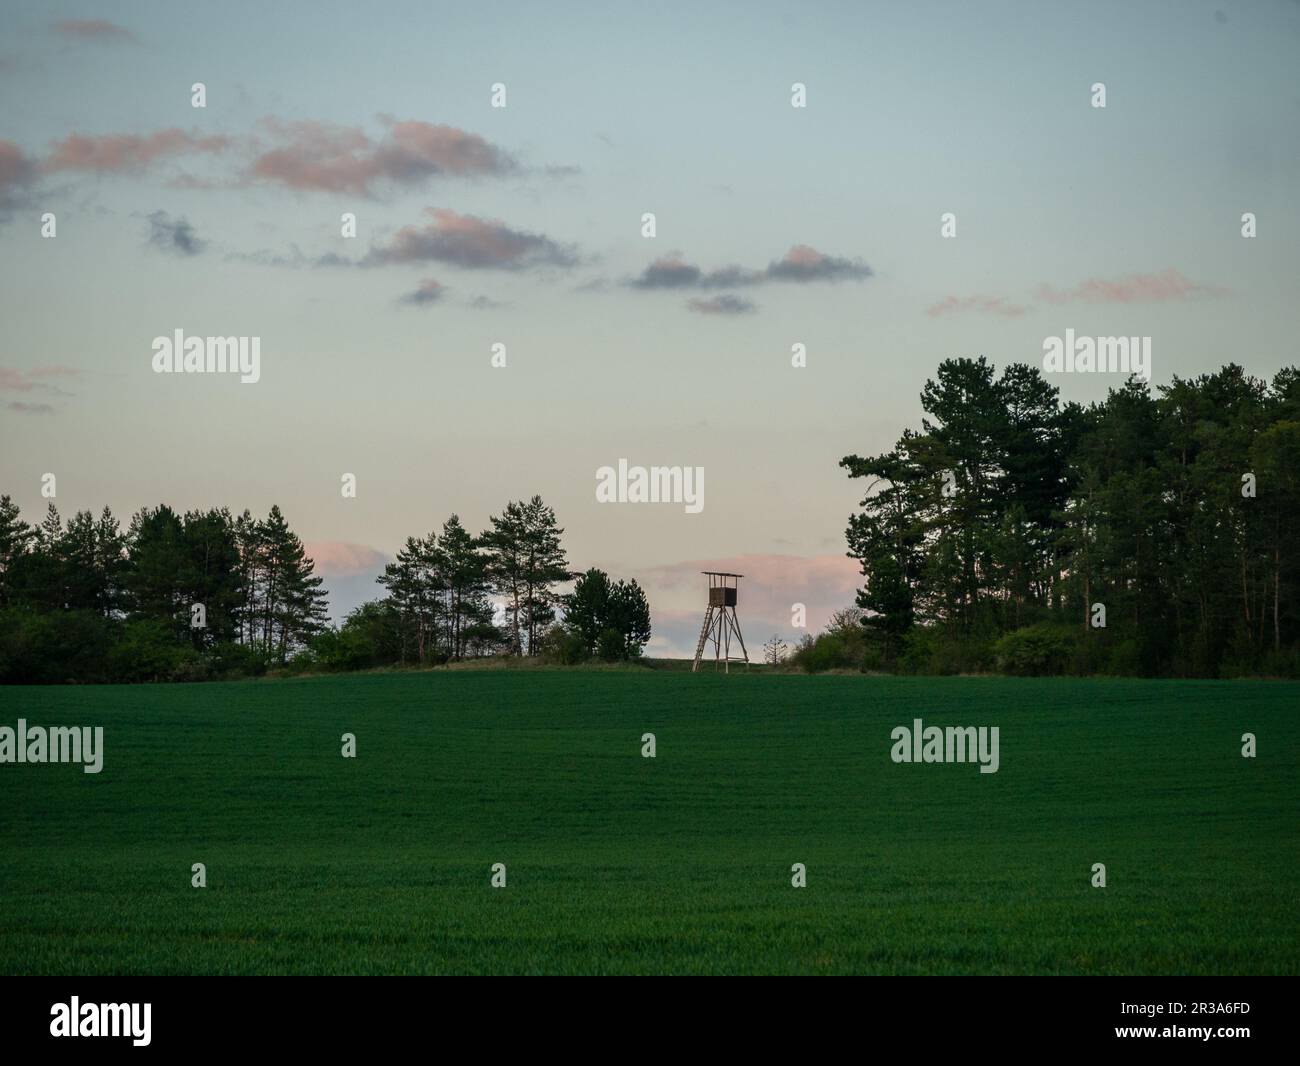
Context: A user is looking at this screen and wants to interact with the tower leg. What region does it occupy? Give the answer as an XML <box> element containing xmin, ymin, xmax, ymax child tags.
<box><xmin>723</xmin><ymin>609</ymin><xmax>730</xmax><ymax>673</ymax></box>
<box><xmin>715</xmin><ymin>609</ymin><xmax>723</xmax><ymax>670</ymax></box>
<box><xmin>726</xmin><ymin>607</ymin><xmax>749</xmax><ymax>668</ymax></box>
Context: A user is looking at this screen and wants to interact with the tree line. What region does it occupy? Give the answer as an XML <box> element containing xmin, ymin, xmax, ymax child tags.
<box><xmin>0</xmin><ymin>492</ymin><xmax>651</xmax><ymax>683</ymax></box>
<box><xmin>0</xmin><ymin>500</ymin><xmax>327</xmax><ymax>682</ymax></box>
<box><xmin>329</xmin><ymin>497</ymin><xmax>650</xmax><ymax>670</ymax></box>
<box><xmin>831</xmin><ymin>358</ymin><xmax>1300</xmax><ymax>677</ymax></box>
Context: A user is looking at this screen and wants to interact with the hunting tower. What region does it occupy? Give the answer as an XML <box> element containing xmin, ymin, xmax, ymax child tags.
<box><xmin>691</xmin><ymin>572</ymin><xmax>749</xmax><ymax>672</ymax></box>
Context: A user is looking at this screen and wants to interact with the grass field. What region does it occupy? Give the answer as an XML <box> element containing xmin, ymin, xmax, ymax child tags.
<box><xmin>1</xmin><ymin>669</ymin><xmax>1296</xmax><ymax>975</ymax></box>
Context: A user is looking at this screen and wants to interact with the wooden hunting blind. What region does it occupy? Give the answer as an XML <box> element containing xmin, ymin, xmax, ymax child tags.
<box><xmin>709</xmin><ymin>586</ymin><xmax>737</xmax><ymax>607</ymax></box>
<box><xmin>692</xmin><ymin>572</ymin><xmax>749</xmax><ymax>672</ymax></box>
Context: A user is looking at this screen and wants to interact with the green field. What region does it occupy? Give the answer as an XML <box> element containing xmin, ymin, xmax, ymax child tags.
<box><xmin>1</xmin><ymin>670</ymin><xmax>1296</xmax><ymax>975</ymax></box>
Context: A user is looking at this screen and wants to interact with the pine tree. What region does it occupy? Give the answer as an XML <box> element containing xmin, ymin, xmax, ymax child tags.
<box><xmin>94</xmin><ymin>507</ymin><xmax>127</xmax><ymax>617</ymax></box>
<box><xmin>481</xmin><ymin>501</ymin><xmax>527</xmax><ymax>654</ymax></box>
<box><xmin>566</xmin><ymin>568</ymin><xmax>611</xmax><ymax>655</ymax></box>
<box><xmin>125</xmin><ymin>505</ymin><xmax>189</xmax><ymax>636</ymax></box>
<box><xmin>607</xmin><ymin>578</ymin><xmax>652</xmax><ymax>657</ymax></box>
<box><xmin>182</xmin><ymin>508</ymin><xmax>243</xmax><ymax>647</ymax></box>
<box><xmin>378</xmin><ymin>534</ymin><xmax>440</xmax><ymax>663</ymax></box>
<box><xmin>233</xmin><ymin>509</ymin><xmax>262</xmax><ymax>648</ymax></box>
<box><xmin>439</xmin><ymin>514</ymin><xmax>492</xmax><ymax>660</ymax></box>
<box><xmin>38</xmin><ymin>502</ymin><xmax>63</xmax><ymax>549</ymax></box>
<box><xmin>482</xmin><ymin>496</ymin><xmax>569</xmax><ymax>655</ymax></box>
<box><xmin>0</xmin><ymin>495</ymin><xmax>34</xmax><ymax>606</ymax></box>
<box><xmin>257</xmin><ymin>505</ymin><xmax>327</xmax><ymax>661</ymax></box>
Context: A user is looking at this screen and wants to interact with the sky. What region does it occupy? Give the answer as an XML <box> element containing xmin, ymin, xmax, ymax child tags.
<box><xmin>1</xmin><ymin>1</ymin><xmax>1298</xmax><ymax>655</ymax></box>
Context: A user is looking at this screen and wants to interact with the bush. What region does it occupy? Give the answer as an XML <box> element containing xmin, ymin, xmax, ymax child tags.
<box><xmin>309</xmin><ymin>627</ymin><xmax>379</xmax><ymax>672</ymax></box>
<box><xmin>0</xmin><ymin>606</ymin><xmax>113</xmax><ymax>683</ymax></box>
<box><xmin>993</xmin><ymin>623</ymin><xmax>1075</xmax><ymax>676</ymax></box>
<box><xmin>283</xmin><ymin>649</ymin><xmax>318</xmax><ymax>675</ymax></box>
<box><xmin>168</xmin><ymin>646</ymin><xmax>211</xmax><ymax>682</ymax></box>
<box><xmin>895</xmin><ymin>627</ymin><xmax>996</xmax><ymax>675</ymax></box>
<box><xmin>209</xmin><ymin>640</ymin><xmax>268</xmax><ymax>678</ymax></box>
<box><xmin>596</xmin><ymin>627</ymin><xmax>625</xmax><ymax>663</ymax></box>
<box><xmin>1258</xmin><ymin>647</ymin><xmax>1300</xmax><ymax>679</ymax></box>
<box><xmin>861</xmin><ymin>643</ymin><xmax>887</xmax><ymax>672</ymax></box>
<box><xmin>1099</xmin><ymin>637</ymin><xmax>1139</xmax><ymax>676</ymax></box>
<box><xmin>789</xmin><ymin>627</ymin><xmax>868</xmax><ymax>673</ymax></box>
<box><xmin>536</xmin><ymin>624</ymin><xmax>588</xmax><ymax>665</ymax></box>
<box><xmin>106</xmin><ymin>619</ymin><xmax>189</xmax><ymax>683</ymax></box>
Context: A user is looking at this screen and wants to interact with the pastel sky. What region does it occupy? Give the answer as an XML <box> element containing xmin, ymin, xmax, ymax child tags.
<box><xmin>2</xmin><ymin>1</ymin><xmax>1297</xmax><ymax>655</ymax></box>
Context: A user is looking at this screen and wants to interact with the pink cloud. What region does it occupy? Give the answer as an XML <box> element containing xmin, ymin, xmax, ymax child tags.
<box><xmin>44</xmin><ymin>129</ymin><xmax>231</xmax><ymax>173</ymax></box>
<box><xmin>1035</xmin><ymin>268</ymin><xmax>1227</xmax><ymax>305</ymax></box>
<box><xmin>380</xmin><ymin>119</ymin><xmax>513</xmax><ymax>177</ymax></box>
<box><xmin>399</xmin><ymin>278</ymin><xmax>446</xmax><ymax>306</ymax></box>
<box><xmin>52</xmin><ymin>19</ymin><xmax>136</xmax><ymax>43</ymax></box>
<box><xmin>304</xmin><ymin>541</ymin><xmax>389</xmax><ymax>578</ymax></box>
<box><xmin>249</xmin><ymin>117</ymin><xmax>515</xmax><ymax>195</ymax></box>
<box><xmin>366</xmin><ymin>208</ymin><xmax>577</xmax><ymax>269</ymax></box>
<box><xmin>0</xmin><ymin>366</ymin><xmax>80</xmax><ymax>394</ymax></box>
<box><xmin>926</xmin><ymin>269</ymin><xmax>1227</xmax><ymax>319</ymax></box>
<box><xmin>766</xmin><ymin>244</ymin><xmax>871</xmax><ymax>282</ymax></box>
<box><xmin>925</xmin><ymin>294</ymin><xmax>1029</xmax><ymax>318</ymax></box>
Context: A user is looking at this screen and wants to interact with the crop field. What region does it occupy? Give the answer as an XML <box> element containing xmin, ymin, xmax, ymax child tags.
<box><xmin>1</xmin><ymin>670</ymin><xmax>1296</xmax><ymax>975</ymax></box>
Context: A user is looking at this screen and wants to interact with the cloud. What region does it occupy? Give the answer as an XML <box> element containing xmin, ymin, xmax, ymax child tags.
<box><xmin>0</xmin><ymin>365</ymin><xmax>80</xmax><ymax>395</ymax></box>
<box><xmin>51</xmin><ymin>20</ymin><xmax>136</xmax><ymax>43</ymax></box>
<box><xmin>765</xmin><ymin>244</ymin><xmax>872</xmax><ymax>283</ymax></box>
<box><xmin>630</xmin><ymin>255</ymin><xmax>702</xmax><ymax>289</ymax></box>
<box><xmin>0</xmin><ymin>139</ymin><xmax>37</xmax><ymax>216</ymax></box>
<box><xmin>0</xmin><ymin>366</ymin><xmax>79</xmax><ymax>413</ymax></box>
<box><xmin>249</xmin><ymin>117</ymin><xmax>516</xmax><ymax>195</ymax></box>
<box><xmin>926</xmin><ymin>269</ymin><xmax>1226</xmax><ymax>318</ymax></box>
<box><xmin>22</xmin><ymin>116</ymin><xmax>555</xmax><ymax>213</ymax></box>
<box><xmin>1035</xmin><ymin>268</ymin><xmax>1227</xmax><ymax>305</ymax></box>
<box><xmin>629</xmin><ymin>256</ymin><xmax>760</xmax><ymax>290</ymax></box>
<box><xmin>304</xmin><ymin>541</ymin><xmax>392</xmax><ymax>624</ymax></box>
<box><xmin>364</xmin><ymin>208</ymin><xmax>578</xmax><ymax>270</ymax></box>
<box><xmin>229</xmin><ymin>245</ymin><xmax>358</xmax><ymax>269</ymax></box>
<box><xmin>44</xmin><ymin>129</ymin><xmax>231</xmax><ymax>173</ymax></box>
<box><xmin>628</xmin><ymin>245</ymin><xmax>871</xmax><ymax>295</ymax></box>
<box><xmin>12</xmin><ymin>115</ymin><xmax>556</xmax><ymax>208</ymax></box>
<box><xmin>146</xmin><ymin>210</ymin><xmax>205</xmax><ymax>255</ymax></box>
<box><xmin>687</xmin><ymin>294</ymin><xmax>756</xmax><ymax>315</ymax></box>
<box><xmin>399</xmin><ymin>278</ymin><xmax>446</xmax><ymax>306</ymax></box>
<box><xmin>701</xmin><ymin>265</ymin><xmax>764</xmax><ymax>287</ymax></box>
<box><xmin>305</xmin><ymin>541</ymin><xmax>389</xmax><ymax>578</ymax></box>
<box><xmin>925</xmin><ymin>294</ymin><xmax>1028</xmax><ymax>318</ymax></box>
<box><xmin>227</xmin><ymin>244</ymin><xmax>310</xmax><ymax>268</ymax></box>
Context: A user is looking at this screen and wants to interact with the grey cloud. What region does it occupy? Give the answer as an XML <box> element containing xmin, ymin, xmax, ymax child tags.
<box><xmin>147</xmin><ymin>210</ymin><xmax>205</xmax><ymax>255</ymax></box>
